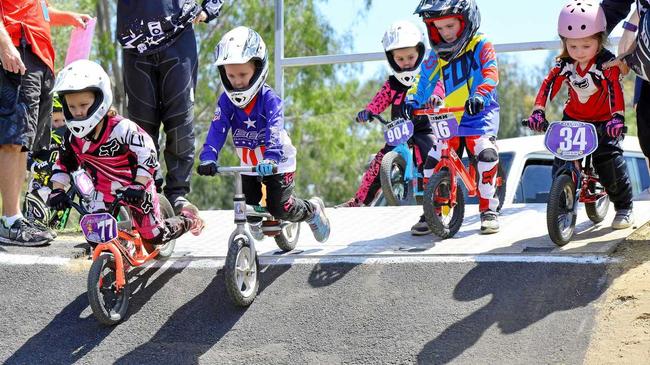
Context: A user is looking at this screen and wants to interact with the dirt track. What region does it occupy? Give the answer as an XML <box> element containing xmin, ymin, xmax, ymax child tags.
<box><xmin>585</xmin><ymin>222</ymin><xmax>650</xmax><ymax>364</ymax></box>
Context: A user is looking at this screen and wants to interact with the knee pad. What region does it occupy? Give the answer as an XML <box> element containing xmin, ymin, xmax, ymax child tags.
<box><xmin>478</xmin><ymin>148</ymin><xmax>498</xmax><ymax>163</ymax></box>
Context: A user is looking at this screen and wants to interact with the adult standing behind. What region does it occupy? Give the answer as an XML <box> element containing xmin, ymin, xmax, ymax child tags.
<box><xmin>116</xmin><ymin>0</ymin><xmax>225</xmax><ymax>214</ymax></box>
<box><xmin>0</xmin><ymin>1</ymin><xmax>90</xmax><ymax>246</ymax></box>
<box><xmin>601</xmin><ymin>0</ymin><xmax>650</xmax><ymax>160</ymax></box>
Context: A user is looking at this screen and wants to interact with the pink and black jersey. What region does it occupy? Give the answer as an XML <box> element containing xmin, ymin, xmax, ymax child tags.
<box><xmin>534</xmin><ymin>49</ymin><xmax>625</xmax><ymax>122</ymax></box>
<box><xmin>366</xmin><ymin>75</ymin><xmax>444</xmax><ymax>122</ymax></box>
<box><xmin>51</xmin><ymin>115</ymin><xmax>159</xmax><ymax>203</ymax></box>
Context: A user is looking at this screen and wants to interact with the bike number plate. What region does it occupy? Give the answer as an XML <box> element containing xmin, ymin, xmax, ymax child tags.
<box><xmin>80</xmin><ymin>213</ymin><xmax>118</xmax><ymax>244</ymax></box>
<box><xmin>234</xmin><ymin>200</ymin><xmax>246</xmax><ymax>221</ymax></box>
<box><xmin>544</xmin><ymin>121</ymin><xmax>598</xmax><ymax>161</ymax></box>
<box><xmin>384</xmin><ymin>119</ymin><xmax>414</xmax><ymax>146</ymax></box>
<box><xmin>428</xmin><ymin>113</ymin><xmax>458</xmax><ymax>140</ymax></box>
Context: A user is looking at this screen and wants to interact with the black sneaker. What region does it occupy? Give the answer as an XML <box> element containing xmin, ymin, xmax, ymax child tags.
<box><xmin>28</xmin><ymin>218</ymin><xmax>58</xmax><ymax>239</ymax></box>
<box><xmin>0</xmin><ymin>217</ymin><xmax>52</xmax><ymax>246</ymax></box>
<box><xmin>411</xmin><ymin>215</ymin><xmax>432</xmax><ymax>236</ymax></box>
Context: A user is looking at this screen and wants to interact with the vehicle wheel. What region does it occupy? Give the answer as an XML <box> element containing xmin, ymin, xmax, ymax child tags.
<box><xmin>423</xmin><ymin>170</ymin><xmax>465</xmax><ymax>239</ymax></box>
<box><xmin>224</xmin><ymin>235</ymin><xmax>259</xmax><ymax>307</ymax></box>
<box><xmin>585</xmin><ymin>181</ymin><xmax>609</xmax><ymax>224</ymax></box>
<box><xmin>156</xmin><ymin>195</ymin><xmax>176</xmax><ymax>258</ymax></box>
<box><xmin>547</xmin><ymin>174</ymin><xmax>577</xmax><ymax>246</ymax></box>
<box><xmin>274</xmin><ymin>222</ymin><xmax>300</xmax><ymax>252</ymax></box>
<box><xmin>380</xmin><ymin>151</ymin><xmax>412</xmax><ymax>206</ymax></box>
<box><xmin>87</xmin><ymin>253</ymin><xmax>130</xmax><ymax>325</ymax></box>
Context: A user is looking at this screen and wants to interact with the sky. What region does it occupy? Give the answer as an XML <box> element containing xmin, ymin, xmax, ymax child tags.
<box><xmin>315</xmin><ymin>0</ymin><xmax>629</xmax><ymax>81</ymax></box>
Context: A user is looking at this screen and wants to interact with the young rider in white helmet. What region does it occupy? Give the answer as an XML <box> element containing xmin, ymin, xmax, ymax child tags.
<box><xmin>527</xmin><ymin>0</ymin><xmax>634</xmax><ymax>229</ymax></box>
<box><xmin>336</xmin><ymin>20</ymin><xmax>444</xmax><ymax>212</ymax></box>
<box><xmin>197</xmin><ymin>26</ymin><xmax>331</xmax><ymax>243</ymax></box>
<box><xmin>47</xmin><ymin>59</ymin><xmax>204</xmax><ymax>247</ymax></box>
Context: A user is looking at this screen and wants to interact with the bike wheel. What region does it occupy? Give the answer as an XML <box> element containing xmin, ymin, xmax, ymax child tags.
<box><xmin>380</xmin><ymin>151</ymin><xmax>412</xmax><ymax>206</ymax></box>
<box><xmin>224</xmin><ymin>235</ymin><xmax>259</xmax><ymax>307</ymax></box>
<box><xmin>274</xmin><ymin>222</ymin><xmax>300</xmax><ymax>252</ymax></box>
<box><xmin>156</xmin><ymin>195</ymin><xmax>176</xmax><ymax>258</ymax></box>
<box><xmin>87</xmin><ymin>253</ymin><xmax>130</xmax><ymax>325</ymax></box>
<box><xmin>585</xmin><ymin>181</ymin><xmax>609</xmax><ymax>224</ymax></box>
<box><xmin>423</xmin><ymin>170</ymin><xmax>465</xmax><ymax>239</ymax></box>
<box><xmin>547</xmin><ymin>174</ymin><xmax>577</xmax><ymax>246</ymax></box>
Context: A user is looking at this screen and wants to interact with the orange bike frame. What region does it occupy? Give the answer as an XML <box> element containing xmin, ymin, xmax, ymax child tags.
<box><xmin>91</xmin><ymin>229</ymin><xmax>160</xmax><ymax>289</ymax></box>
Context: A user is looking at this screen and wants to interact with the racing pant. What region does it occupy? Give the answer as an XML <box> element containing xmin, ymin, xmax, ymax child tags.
<box><xmin>355</xmin><ymin>122</ymin><xmax>437</xmax><ymax>205</ymax></box>
<box><xmin>242</xmin><ymin>173</ymin><xmax>316</xmax><ymax>223</ymax></box>
<box><xmin>122</xmin><ymin>27</ymin><xmax>197</xmax><ymax>204</ymax></box>
<box><xmin>424</xmin><ymin>135</ymin><xmax>500</xmax><ymax>212</ymax></box>
<box><xmin>87</xmin><ymin>184</ymin><xmax>189</xmax><ymax>246</ymax></box>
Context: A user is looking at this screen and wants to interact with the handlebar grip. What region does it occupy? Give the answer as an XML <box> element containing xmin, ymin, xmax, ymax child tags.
<box><xmin>520</xmin><ymin>119</ymin><xmax>528</xmax><ymax>127</ymax></box>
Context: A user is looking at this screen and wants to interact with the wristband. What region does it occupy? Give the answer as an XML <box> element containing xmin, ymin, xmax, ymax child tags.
<box><xmin>623</xmin><ymin>21</ymin><xmax>638</xmax><ymax>32</ymax></box>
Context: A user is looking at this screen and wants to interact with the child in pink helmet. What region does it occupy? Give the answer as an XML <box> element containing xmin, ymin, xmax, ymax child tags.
<box><xmin>527</xmin><ymin>0</ymin><xmax>634</xmax><ymax>229</ymax></box>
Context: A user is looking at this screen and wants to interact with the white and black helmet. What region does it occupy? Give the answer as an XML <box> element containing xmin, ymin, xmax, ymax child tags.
<box><xmin>52</xmin><ymin>60</ymin><xmax>113</xmax><ymax>138</ymax></box>
<box><xmin>214</xmin><ymin>26</ymin><xmax>268</xmax><ymax>108</ymax></box>
<box><xmin>382</xmin><ymin>20</ymin><xmax>426</xmax><ymax>87</ymax></box>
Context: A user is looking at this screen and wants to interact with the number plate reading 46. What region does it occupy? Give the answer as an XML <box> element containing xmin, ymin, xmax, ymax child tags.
<box><xmin>384</xmin><ymin>119</ymin><xmax>414</xmax><ymax>146</ymax></box>
<box><xmin>544</xmin><ymin>121</ymin><xmax>598</xmax><ymax>161</ymax></box>
<box><xmin>80</xmin><ymin>213</ymin><xmax>118</xmax><ymax>244</ymax></box>
<box><xmin>428</xmin><ymin>113</ymin><xmax>458</xmax><ymax>140</ymax></box>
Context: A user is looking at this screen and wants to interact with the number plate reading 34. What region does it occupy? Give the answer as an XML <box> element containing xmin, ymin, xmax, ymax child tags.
<box><xmin>428</xmin><ymin>113</ymin><xmax>458</xmax><ymax>140</ymax></box>
<box><xmin>544</xmin><ymin>121</ymin><xmax>598</xmax><ymax>161</ymax></box>
<box><xmin>80</xmin><ymin>213</ymin><xmax>118</xmax><ymax>244</ymax></box>
<box><xmin>384</xmin><ymin>119</ymin><xmax>414</xmax><ymax>146</ymax></box>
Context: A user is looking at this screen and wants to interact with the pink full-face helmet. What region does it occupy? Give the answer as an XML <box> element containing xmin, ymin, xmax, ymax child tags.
<box><xmin>557</xmin><ymin>0</ymin><xmax>606</xmax><ymax>39</ymax></box>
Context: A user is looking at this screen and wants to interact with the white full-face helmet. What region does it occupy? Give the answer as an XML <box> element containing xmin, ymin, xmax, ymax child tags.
<box><xmin>214</xmin><ymin>26</ymin><xmax>268</xmax><ymax>108</ymax></box>
<box><xmin>52</xmin><ymin>60</ymin><xmax>113</xmax><ymax>139</ymax></box>
<box><xmin>382</xmin><ymin>20</ymin><xmax>426</xmax><ymax>87</ymax></box>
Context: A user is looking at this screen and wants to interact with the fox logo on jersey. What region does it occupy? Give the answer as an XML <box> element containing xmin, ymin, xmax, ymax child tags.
<box><xmin>99</xmin><ymin>139</ymin><xmax>121</xmax><ymax>157</ymax></box>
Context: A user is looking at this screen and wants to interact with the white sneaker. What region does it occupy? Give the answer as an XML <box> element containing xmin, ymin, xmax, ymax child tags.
<box><xmin>480</xmin><ymin>211</ymin><xmax>499</xmax><ymax>234</ymax></box>
<box><xmin>612</xmin><ymin>209</ymin><xmax>634</xmax><ymax>230</ymax></box>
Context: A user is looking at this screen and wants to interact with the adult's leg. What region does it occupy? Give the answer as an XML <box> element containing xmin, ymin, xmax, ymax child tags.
<box><xmin>0</xmin><ymin>145</ymin><xmax>26</xmax><ymax>216</ymax></box>
<box><xmin>637</xmin><ymin>80</ymin><xmax>650</xmax><ymax>160</ymax></box>
<box><xmin>157</xmin><ymin>29</ymin><xmax>198</xmax><ymax>203</ymax></box>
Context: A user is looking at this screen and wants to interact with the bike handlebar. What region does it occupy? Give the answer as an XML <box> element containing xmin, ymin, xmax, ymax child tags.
<box><xmin>412</xmin><ymin>106</ymin><xmax>466</xmax><ymax>116</ymax></box>
<box><xmin>520</xmin><ymin>119</ymin><xmax>628</xmax><ymax>135</ymax></box>
<box><xmin>216</xmin><ymin>166</ymin><xmax>278</xmax><ymax>174</ymax></box>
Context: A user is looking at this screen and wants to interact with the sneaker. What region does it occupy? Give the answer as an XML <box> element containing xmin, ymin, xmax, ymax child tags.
<box><xmin>29</xmin><ymin>218</ymin><xmax>57</xmax><ymax>239</ymax></box>
<box><xmin>248</xmin><ymin>221</ymin><xmax>265</xmax><ymax>241</ymax></box>
<box><xmin>178</xmin><ymin>202</ymin><xmax>204</xmax><ymax>236</ymax></box>
<box><xmin>0</xmin><ymin>217</ymin><xmax>52</xmax><ymax>246</ymax></box>
<box><xmin>480</xmin><ymin>211</ymin><xmax>499</xmax><ymax>234</ymax></box>
<box><xmin>411</xmin><ymin>215</ymin><xmax>432</xmax><ymax>236</ymax></box>
<box><xmin>612</xmin><ymin>209</ymin><xmax>634</xmax><ymax>230</ymax></box>
<box><xmin>307</xmin><ymin>197</ymin><xmax>331</xmax><ymax>243</ymax></box>
<box><xmin>335</xmin><ymin>198</ymin><xmax>363</xmax><ymax>208</ymax></box>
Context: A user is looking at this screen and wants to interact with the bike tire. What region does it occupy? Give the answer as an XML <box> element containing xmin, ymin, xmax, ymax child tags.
<box><xmin>224</xmin><ymin>236</ymin><xmax>259</xmax><ymax>307</ymax></box>
<box><xmin>156</xmin><ymin>195</ymin><xmax>176</xmax><ymax>258</ymax></box>
<box><xmin>87</xmin><ymin>253</ymin><xmax>130</xmax><ymax>325</ymax></box>
<box><xmin>379</xmin><ymin>151</ymin><xmax>412</xmax><ymax>206</ymax></box>
<box><xmin>274</xmin><ymin>222</ymin><xmax>300</xmax><ymax>252</ymax></box>
<box><xmin>423</xmin><ymin>170</ymin><xmax>465</xmax><ymax>239</ymax></box>
<box><xmin>547</xmin><ymin>174</ymin><xmax>577</xmax><ymax>246</ymax></box>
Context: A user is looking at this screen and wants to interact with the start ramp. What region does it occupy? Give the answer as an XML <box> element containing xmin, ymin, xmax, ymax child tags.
<box><xmin>173</xmin><ymin>202</ymin><xmax>650</xmax><ymax>260</ymax></box>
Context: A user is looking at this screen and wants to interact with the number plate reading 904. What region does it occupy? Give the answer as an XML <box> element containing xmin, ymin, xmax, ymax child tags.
<box><xmin>544</xmin><ymin>121</ymin><xmax>598</xmax><ymax>161</ymax></box>
<box><xmin>383</xmin><ymin>119</ymin><xmax>414</xmax><ymax>146</ymax></box>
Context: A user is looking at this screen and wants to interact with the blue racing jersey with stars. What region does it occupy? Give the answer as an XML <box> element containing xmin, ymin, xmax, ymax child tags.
<box><xmin>200</xmin><ymin>84</ymin><xmax>297</xmax><ymax>175</ymax></box>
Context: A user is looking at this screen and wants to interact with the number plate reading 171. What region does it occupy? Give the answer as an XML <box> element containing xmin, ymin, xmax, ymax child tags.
<box><xmin>544</xmin><ymin>121</ymin><xmax>598</xmax><ymax>161</ymax></box>
<box><xmin>80</xmin><ymin>213</ymin><xmax>118</xmax><ymax>244</ymax></box>
<box><xmin>428</xmin><ymin>113</ymin><xmax>459</xmax><ymax>140</ymax></box>
<box><xmin>383</xmin><ymin>119</ymin><xmax>414</xmax><ymax>146</ymax></box>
